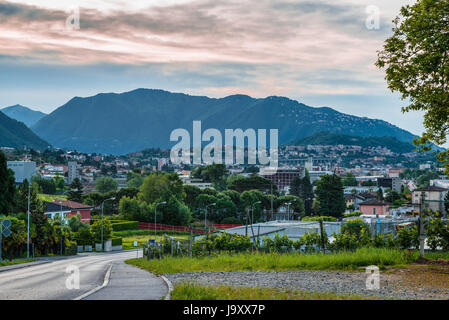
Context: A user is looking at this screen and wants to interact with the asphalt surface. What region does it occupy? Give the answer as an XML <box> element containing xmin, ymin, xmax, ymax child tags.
<box><xmin>0</xmin><ymin>250</ymin><xmax>167</xmax><ymax>300</ymax></box>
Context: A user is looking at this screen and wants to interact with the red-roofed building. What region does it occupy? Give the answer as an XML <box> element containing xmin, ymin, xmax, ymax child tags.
<box><xmin>44</xmin><ymin>201</ymin><xmax>93</xmax><ymax>224</ymax></box>
<box><xmin>359</xmin><ymin>200</ymin><xmax>391</xmax><ymax>216</ymax></box>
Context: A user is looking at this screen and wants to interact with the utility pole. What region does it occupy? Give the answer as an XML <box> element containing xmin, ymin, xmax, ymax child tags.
<box><xmin>27</xmin><ymin>183</ymin><xmax>30</xmax><ymax>260</ymax></box>
<box><xmin>101</xmin><ymin>197</ymin><xmax>116</xmax><ymax>251</ymax></box>
<box><xmin>270</xmin><ymin>183</ymin><xmax>274</xmax><ymax>221</ymax></box>
<box><xmin>419</xmin><ymin>192</ymin><xmax>425</xmax><ymax>258</ymax></box>
<box><xmin>60</xmin><ymin>198</ymin><xmax>63</xmax><ymax>255</ymax></box>
<box><xmin>189</xmin><ymin>224</ymin><xmax>193</xmax><ymax>258</ymax></box>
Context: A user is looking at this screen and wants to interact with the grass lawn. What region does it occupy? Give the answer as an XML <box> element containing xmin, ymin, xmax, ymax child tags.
<box><xmin>0</xmin><ymin>259</ymin><xmax>35</xmax><ymax>267</ymax></box>
<box><xmin>171</xmin><ymin>283</ymin><xmax>381</xmax><ymax>300</ymax></box>
<box><xmin>38</xmin><ymin>194</ymin><xmax>67</xmax><ymax>202</ymax></box>
<box><xmin>126</xmin><ymin>247</ymin><xmax>421</xmax><ymax>274</ymax></box>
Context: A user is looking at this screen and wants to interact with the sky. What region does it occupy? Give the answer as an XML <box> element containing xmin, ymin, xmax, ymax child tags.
<box><xmin>0</xmin><ymin>0</ymin><xmax>425</xmax><ymax>136</ymax></box>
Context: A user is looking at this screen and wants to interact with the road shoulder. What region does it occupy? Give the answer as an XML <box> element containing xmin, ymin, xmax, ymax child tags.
<box><xmin>83</xmin><ymin>259</ymin><xmax>167</xmax><ymax>300</ymax></box>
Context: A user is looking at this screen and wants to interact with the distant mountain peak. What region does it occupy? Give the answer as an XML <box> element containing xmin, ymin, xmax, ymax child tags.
<box><xmin>0</xmin><ymin>111</ymin><xmax>49</xmax><ymax>150</ymax></box>
<box><xmin>1</xmin><ymin>104</ymin><xmax>47</xmax><ymax>128</ymax></box>
<box><xmin>32</xmin><ymin>88</ymin><xmax>417</xmax><ymax>155</ymax></box>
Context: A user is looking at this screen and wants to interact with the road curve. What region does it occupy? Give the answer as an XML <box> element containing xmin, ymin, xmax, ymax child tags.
<box><xmin>0</xmin><ymin>250</ymin><xmax>165</xmax><ymax>300</ymax></box>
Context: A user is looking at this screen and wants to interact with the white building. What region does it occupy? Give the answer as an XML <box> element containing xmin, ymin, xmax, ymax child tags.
<box><xmin>68</xmin><ymin>161</ymin><xmax>80</xmax><ymax>184</ymax></box>
<box><xmin>7</xmin><ymin>161</ymin><xmax>36</xmax><ymax>183</ymax></box>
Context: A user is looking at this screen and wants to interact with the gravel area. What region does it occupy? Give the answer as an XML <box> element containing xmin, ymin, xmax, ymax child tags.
<box><xmin>164</xmin><ymin>270</ymin><xmax>448</xmax><ymax>300</ymax></box>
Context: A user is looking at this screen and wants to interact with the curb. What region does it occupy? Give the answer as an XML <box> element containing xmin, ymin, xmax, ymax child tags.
<box><xmin>73</xmin><ymin>264</ymin><xmax>113</xmax><ymax>300</ymax></box>
<box><xmin>160</xmin><ymin>275</ymin><xmax>174</xmax><ymax>300</ymax></box>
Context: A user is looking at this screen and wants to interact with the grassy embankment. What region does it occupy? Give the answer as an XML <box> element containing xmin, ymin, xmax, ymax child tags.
<box><xmin>126</xmin><ymin>247</ymin><xmax>424</xmax><ymax>274</ymax></box>
<box><xmin>0</xmin><ymin>259</ymin><xmax>35</xmax><ymax>267</ymax></box>
<box><xmin>38</xmin><ymin>194</ymin><xmax>67</xmax><ymax>202</ymax></box>
<box><xmin>170</xmin><ymin>282</ymin><xmax>382</xmax><ymax>300</ymax></box>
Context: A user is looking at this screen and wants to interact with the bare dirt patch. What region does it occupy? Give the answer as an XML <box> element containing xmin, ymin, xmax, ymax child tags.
<box><xmin>383</xmin><ymin>264</ymin><xmax>449</xmax><ymax>299</ymax></box>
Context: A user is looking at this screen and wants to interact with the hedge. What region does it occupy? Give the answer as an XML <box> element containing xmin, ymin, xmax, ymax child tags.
<box><xmin>302</xmin><ymin>216</ymin><xmax>337</xmax><ymax>222</ymax></box>
<box><xmin>111</xmin><ymin>221</ymin><xmax>139</xmax><ymax>231</ymax></box>
<box><xmin>111</xmin><ymin>236</ymin><xmax>123</xmax><ymax>246</ymax></box>
<box><xmin>90</xmin><ymin>219</ymin><xmax>139</xmax><ymax>231</ymax></box>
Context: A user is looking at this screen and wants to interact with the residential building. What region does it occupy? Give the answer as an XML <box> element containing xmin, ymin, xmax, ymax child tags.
<box><xmin>68</xmin><ymin>161</ymin><xmax>80</xmax><ymax>184</ymax></box>
<box><xmin>430</xmin><ymin>179</ymin><xmax>449</xmax><ymax>190</ymax></box>
<box><xmin>359</xmin><ymin>200</ymin><xmax>390</xmax><ymax>216</ymax></box>
<box><xmin>412</xmin><ymin>186</ymin><xmax>448</xmax><ymax>215</ymax></box>
<box><xmin>7</xmin><ymin>161</ymin><xmax>36</xmax><ymax>183</ymax></box>
<box><xmin>377</xmin><ymin>177</ymin><xmax>402</xmax><ymax>193</ymax></box>
<box><xmin>44</xmin><ymin>200</ymin><xmax>93</xmax><ymax>224</ymax></box>
<box><xmin>259</xmin><ymin>167</ymin><xmax>304</xmax><ymax>191</ymax></box>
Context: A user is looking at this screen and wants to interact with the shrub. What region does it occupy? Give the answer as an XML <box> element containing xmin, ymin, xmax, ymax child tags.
<box><xmin>65</xmin><ymin>242</ymin><xmax>78</xmax><ymax>256</ymax></box>
<box><xmin>91</xmin><ymin>220</ymin><xmax>112</xmax><ymax>243</ymax></box>
<box><xmin>396</xmin><ymin>224</ymin><xmax>419</xmax><ymax>250</ymax></box>
<box><xmin>111</xmin><ymin>237</ymin><xmax>123</xmax><ymax>246</ymax></box>
<box><xmin>111</xmin><ymin>221</ymin><xmax>139</xmax><ymax>231</ymax></box>
<box><xmin>426</xmin><ymin>214</ymin><xmax>449</xmax><ymax>251</ymax></box>
<box><xmin>329</xmin><ymin>218</ymin><xmax>371</xmax><ymax>251</ymax></box>
<box><xmin>344</xmin><ymin>212</ymin><xmax>362</xmax><ymax>218</ymax></box>
<box><xmin>220</xmin><ymin>217</ymin><xmax>242</xmax><ymax>224</ymax></box>
<box><xmin>73</xmin><ymin>226</ymin><xmax>93</xmax><ymax>246</ymax></box>
<box><xmin>193</xmin><ymin>233</ymin><xmax>251</xmax><ymax>255</ymax></box>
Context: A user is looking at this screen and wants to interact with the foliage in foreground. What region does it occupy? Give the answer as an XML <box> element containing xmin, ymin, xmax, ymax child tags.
<box><xmin>170</xmin><ymin>283</ymin><xmax>380</xmax><ymax>300</ymax></box>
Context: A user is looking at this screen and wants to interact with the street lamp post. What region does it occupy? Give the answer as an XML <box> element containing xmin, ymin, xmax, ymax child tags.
<box><xmin>205</xmin><ymin>203</ymin><xmax>216</xmax><ymax>233</ymax></box>
<box><xmin>26</xmin><ymin>184</ymin><xmax>30</xmax><ymax>260</ymax></box>
<box><xmin>101</xmin><ymin>197</ymin><xmax>115</xmax><ymax>251</ymax></box>
<box><xmin>155</xmin><ymin>201</ymin><xmax>167</xmax><ymax>243</ymax></box>
<box><xmin>286</xmin><ymin>202</ymin><xmax>291</xmax><ymax>221</ymax></box>
<box><xmin>59</xmin><ymin>191</ymin><xmax>69</xmax><ymax>255</ymax></box>
<box><xmin>251</xmin><ymin>201</ymin><xmax>261</xmax><ymax>225</ymax></box>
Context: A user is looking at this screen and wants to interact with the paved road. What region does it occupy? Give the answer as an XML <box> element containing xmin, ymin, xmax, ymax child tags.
<box><xmin>0</xmin><ymin>251</ymin><xmax>167</xmax><ymax>300</ymax></box>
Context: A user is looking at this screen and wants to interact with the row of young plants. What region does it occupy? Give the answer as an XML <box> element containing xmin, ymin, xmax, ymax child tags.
<box><xmin>187</xmin><ymin>216</ymin><xmax>449</xmax><ymax>256</ymax></box>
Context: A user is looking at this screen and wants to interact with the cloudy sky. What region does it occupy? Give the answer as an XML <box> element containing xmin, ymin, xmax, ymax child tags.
<box><xmin>0</xmin><ymin>0</ymin><xmax>425</xmax><ymax>135</ymax></box>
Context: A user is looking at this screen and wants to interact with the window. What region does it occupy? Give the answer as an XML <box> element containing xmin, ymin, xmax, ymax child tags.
<box><xmin>373</xmin><ymin>208</ymin><xmax>376</xmax><ymax>215</ymax></box>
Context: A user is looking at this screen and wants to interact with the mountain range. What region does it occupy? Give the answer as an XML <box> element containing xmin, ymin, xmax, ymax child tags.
<box><xmin>1</xmin><ymin>104</ymin><xmax>47</xmax><ymax>127</ymax></box>
<box><xmin>31</xmin><ymin>88</ymin><xmax>417</xmax><ymax>155</ymax></box>
<box><xmin>0</xmin><ymin>111</ymin><xmax>49</xmax><ymax>150</ymax></box>
<box><xmin>291</xmin><ymin>131</ymin><xmax>416</xmax><ymax>154</ymax></box>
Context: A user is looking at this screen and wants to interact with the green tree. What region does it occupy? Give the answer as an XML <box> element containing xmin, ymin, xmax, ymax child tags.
<box><xmin>95</xmin><ymin>176</ymin><xmax>118</xmax><ymax>194</ymax></box>
<box><xmin>139</xmin><ymin>172</ymin><xmax>185</xmax><ymax>204</ymax></box>
<box><xmin>376</xmin><ymin>0</ymin><xmax>449</xmax><ymax>174</ymax></box>
<box><xmin>315</xmin><ymin>174</ymin><xmax>345</xmax><ymax>218</ymax></box>
<box><xmin>159</xmin><ymin>196</ymin><xmax>191</xmax><ymax>226</ymax></box>
<box><xmin>0</xmin><ymin>216</ymin><xmax>26</xmax><ymax>260</ymax></box>
<box><xmin>342</xmin><ymin>173</ymin><xmax>358</xmax><ymax>187</ymax></box>
<box><xmin>290</xmin><ymin>171</ymin><xmax>314</xmax><ymax>216</ymax></box>
<box><xmin>0</xmin><ymin>151</ymin><xmax>16</xmax><ymax>214</ymax></box>
<box><xmin>240</xmin><ymin>190</ymin><xmax>264</xmax><ymax>223</ymax></box>
<box><xmin>91</xmin><ymin>219</ymin><xmax>112</xmax><ymax>243</ymax></box>
<box><xmin>228</xmin><ymin>174</ymin><xmax>277</xmax><ymax>193</ymax></box>
<box><xmin>31</xmin><ymin>175</ymin><xmax>56</xmax><ymax>194</ymax></box>
<box><xmin>15</xmin><ymin>179</ymin><xmax>44</xmax><ymax>214</ymax></box>
<box><xmin>376</xmin><ymin>188</ymin><xmax>384</xmax><ymax>201</ymax></box>
<box><xmin>277</xmin><ymin>195</ymin><xmax>305</xmax><ymax>220</ymax></box>
<box><xmin>67</xmin><ymin>178</ymin><xmax>83</xmax><ymax>203</ymax></box>
<box><xmin>385</xmin><ymin>188</ymin><xmax>401</xmax><ymax>203</ymax></box>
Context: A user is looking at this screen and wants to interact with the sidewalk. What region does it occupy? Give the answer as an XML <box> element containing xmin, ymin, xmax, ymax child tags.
<box><xmin>83</xmin><ymin>259</ymin><xmax>168</xmax><ymax>300</ymax></box>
